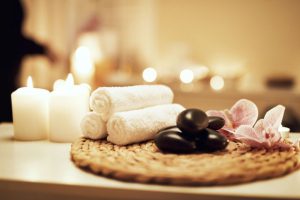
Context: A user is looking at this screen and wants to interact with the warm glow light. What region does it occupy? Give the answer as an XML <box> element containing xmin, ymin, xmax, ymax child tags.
<box><xmin>180</xmin><ymin>69</ymin><xmax>194</xmax><ymax>84</ymax></box>
<box><xmin>211</xmin><ymin>62</ymin><xmax>245</xmax><ymax>79</ymax></box>
<box><xmin>78</xmin><ymin>33</ymin><xmax>103</xmax><ymax>62</ymax></box>
<box><xmin>27</xmin><ymin>76</ymin><xmax>33</xmax><ymax>88</ymax></box>
<box><xmin>210</xmin><ymin>75</ymin><xmax>224</xmax><ymax>90</ymax></box>
<box><xmin>194</xmin><ymin>66</ymin><xmax>209</xmax><ymax>79</ymax></box>
<box><xmin>65</xmin><ymin>73</ymin><xmax>74</xmax><ymax>87</ymax></box>
<box><xmin>143</xmin><ymin>67</ymin><xmax>157</xmax><ymax>82</ymax></box>
<box><xmin>72</xmin><ymin>46</ymin><xmax>94</xmax><ymax>83</ymax></box>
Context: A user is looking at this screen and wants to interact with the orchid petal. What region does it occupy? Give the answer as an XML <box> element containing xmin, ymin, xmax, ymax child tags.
<box><xmin>263</xmin><ymin>105</ymin><xmax>285</xmax><ymax>130</ymax></box>
<box><xmin>235</xmin><ymin>125</ymin><xmax>260</xmax><ymax>140</ymax></box>
<box><xmin>219</xmin><ymin>128</ymin><xmax>236</xmax><ymax>140</ymax></box>
<box><xmin>254</xmin><ymin>119</ymin><xmax>264</xmax><ymax>133</ymax></box>
<box><xmin>270</xmin><ymin>130</ymin><xmax>282</xmax><ymax>144</ymax></box>
<box><xmin>253</xmin><ymin>119</ymin><xmax>264</xmax><ymax>141</ymax></box>
<box><xmin>221</xmin><ymin>127</ymin><xmax>235</xmax><ymax>134</ymax></box>
<box><xmin>230</xmin><ymin>99</ymin><xmax>258</xmax><ymax>128</ymax></box>
<box><xmin>235</xmin><ymin>125</ymin><xmax>264</xmax><ymax>148</ymax></box>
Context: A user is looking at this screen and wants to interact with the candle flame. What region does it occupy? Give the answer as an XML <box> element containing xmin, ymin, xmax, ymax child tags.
<box><xmin>27</xmin><ymin>76</ymin><xmax>33</xmax><ymax>88</ymax></box>
<box><xmin>65</xmin><ymin>73</ymin><xmax>74</xmax><ymax>86</ymax></box>
<box><xmin>73</xmin><ymin>46</ymin><xmax>94</xmax><ymax>75</ymax></box>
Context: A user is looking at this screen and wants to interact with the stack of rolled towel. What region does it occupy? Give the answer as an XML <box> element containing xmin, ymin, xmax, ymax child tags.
<box><xmin>80</xmin><ymin>85</ymin><xmax>184</xmax><ymax>145</ymax></box>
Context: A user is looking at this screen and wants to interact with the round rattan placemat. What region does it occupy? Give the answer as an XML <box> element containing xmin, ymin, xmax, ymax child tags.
<box><xmin>71</xmin><ymin>138</ymin><xmax>300</xmax><ymax>186</ymax></box>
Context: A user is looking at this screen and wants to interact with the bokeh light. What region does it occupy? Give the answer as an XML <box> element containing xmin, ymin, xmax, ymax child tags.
<box><xmin>180</xmin><ymin>69</ymin><xmax>194</xmax><ymax>84</ymax></box>
<box><xmin>143</xmin><ymin>67</ymin><xmax>157</xmax><ymax>82</ymax></box>
<box><xmin>210</xmin><ymin>75</ymin><xmax>224</xmax><ymax>90</ymax></box>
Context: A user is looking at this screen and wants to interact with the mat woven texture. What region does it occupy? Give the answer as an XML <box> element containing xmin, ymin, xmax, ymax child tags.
<box><xmin>71</xmin><ymin>138</ymin><xmax>300</xmax><ymax>185</ymax></box>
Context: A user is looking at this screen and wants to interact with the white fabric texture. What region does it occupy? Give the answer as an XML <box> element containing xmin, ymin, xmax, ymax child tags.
<box><xmin>107</xmin><ymin>104</ymin><xmax>185</xmax><ymax>145</ymax></box>
<box><xmin>89</xmin><ymin>85</ymin><xmax>174</xmax><ymax>121</ymax></box>
<box><xmin>80</xmin><ymin>112</ymin><xmax>107</xmax><ymax>140</ymax></box>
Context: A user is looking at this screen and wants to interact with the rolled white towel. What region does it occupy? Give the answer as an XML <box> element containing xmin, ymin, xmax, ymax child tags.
<box><xmin>107</xmin><ymin>104</ymin><xmax>185</xmax><ymax>145</ymax></box>
<box><xmin>90</xmin><ymin>85</ymin><xmax>174</xmax><ymax>121</ymax></box>
<box><xmin>80</xmin><ymin>112</ymin><xmax>107</xmax><ymax>140</ymax></box>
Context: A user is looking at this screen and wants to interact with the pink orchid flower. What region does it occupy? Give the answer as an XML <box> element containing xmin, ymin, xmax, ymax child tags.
<box><xmin>235</xmin><ymin>105</ymin><xmax>291</xmax><ymax>149</ymax></box>
<box><xmin>206</xmin><ymin>99</ymin><xmax>258</xmax><ymax>140</ymax></box>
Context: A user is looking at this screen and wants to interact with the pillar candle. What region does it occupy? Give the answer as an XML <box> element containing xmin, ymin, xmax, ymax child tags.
<box><xmin>279</xmin><ymin>126</ymin><xmax>290</xmax><ymax>139</ymax></box>
<box><xmin>49</xmin><ymin>74</ymin><xmax>90</xmax><ymax>142</ymax></box>
<box><xmin>11</xmin><ymin>76</ymin><xmax>49</xmax><ymax>140</ymax></box>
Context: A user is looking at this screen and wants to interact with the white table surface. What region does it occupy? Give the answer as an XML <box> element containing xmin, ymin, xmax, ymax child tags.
<box><xmin>1</xmin><ymin>123</ymin><xmax>300</xmax><ymax>200</ymax></box>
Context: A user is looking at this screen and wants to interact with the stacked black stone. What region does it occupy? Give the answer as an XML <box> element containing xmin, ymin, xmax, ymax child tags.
<box><xmin>155</xmin><ymin>109</ymin><xmax>228</xmax><ymax>154</ymax></box>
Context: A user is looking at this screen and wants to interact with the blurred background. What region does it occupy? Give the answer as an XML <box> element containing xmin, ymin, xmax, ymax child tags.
<box><xmin>1</xmin><ymin>0</ymin><xmax>300</xmax><ymax>130</ymax></box>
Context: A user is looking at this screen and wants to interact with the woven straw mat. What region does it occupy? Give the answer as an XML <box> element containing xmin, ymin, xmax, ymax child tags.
<box><xmin>71</xmin><ymin>138</ymin><xmax>300</xmax><ymax>186</ymax></box>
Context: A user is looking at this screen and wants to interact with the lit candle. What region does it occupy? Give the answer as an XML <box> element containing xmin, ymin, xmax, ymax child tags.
<box><xmin>53</xmin><ymin>79</ymin><xmax>65</xmax><ymax>91</ymax></box>
<box><xmin>49</xmin><ymin>74</ymin><xmax>90</xmax><ymax>142</ymax></box>
<box><xmin>71</xmin><ymin>46</ymin><xmax>95</xmax><ymax>85</ymax></box>
<box><xmin>11</xmin><ymin>76</ymin><xmax>49</xmax><ymax>140</ymax></box>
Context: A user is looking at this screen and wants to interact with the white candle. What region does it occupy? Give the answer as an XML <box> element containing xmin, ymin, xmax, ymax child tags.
<box><xmin>279</xmin><ymin>126</ymin><xmax>290</xmax><ymax>139</ymax></box>
<box><xmin>11</xmin><ymin>76</ymin><xmax>49</xmax><ymax>140</ymax></box>
<box><xmin>53</xmin><ymin>79</ymin><xmax>65</xmax><ymax>91</ymax></box>
<box><xmin>49</xmin><ymin>74</ymin><xmax>90</xmax><ymax>142</ymax></box>
<box><xmin>71</xmin><ymin>46</ymin><xmax>95</xmax><ymax>85</ymax></box>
